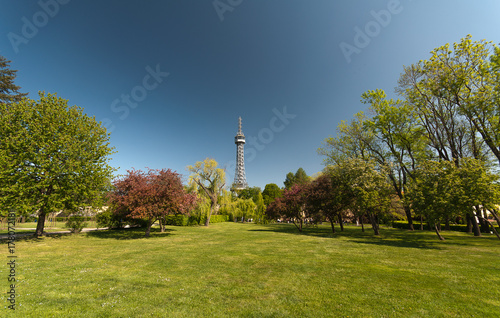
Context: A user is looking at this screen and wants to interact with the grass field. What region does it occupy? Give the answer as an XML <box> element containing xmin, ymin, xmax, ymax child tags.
<box><xmin>1</xmin><ymin>222</ymin><xmax>500</xmax><ymax>317</ymax></box>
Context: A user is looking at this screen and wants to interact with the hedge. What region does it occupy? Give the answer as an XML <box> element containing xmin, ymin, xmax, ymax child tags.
<box><xmin>164</xmin><ymin>214</ymin><xmax>229</xmax><ymax>226</ymax></box>
<box><xmin>392</xmin><ymin>221</ymin><xmax>469</xmax><ymax>232</ymax></box>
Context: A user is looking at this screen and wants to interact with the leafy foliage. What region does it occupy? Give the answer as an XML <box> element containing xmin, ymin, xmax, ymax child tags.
<box><xmin>65</xmin><ymin>213</ymin><xmax>88</xmax><ymax>234</ymax></box>
<box><xmin>262</xmin><ymin>183</ymin><xmax>282</xmax><ymax>206</ymax></box>
<box><xmin>0</xmin><ymin>92</ymin><xmax>116</xmax><ymax>236</ymax></box>
<box><xmin>108</xmin><ymin>168</ymin><xmax>197</xmax><ymax>237</ymax></box>
<box><xmin>187</xmin><ymin>158</ymin><xmax>225</xmax><ymax>226</ymax></box>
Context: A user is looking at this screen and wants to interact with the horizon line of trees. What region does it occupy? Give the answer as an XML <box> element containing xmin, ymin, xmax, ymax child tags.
<box><xmin>2</xmin><ymin>35</ymin><xmax>500</xmax><ymax>241</ymax></box>
<box><xmin>316</xmin><ymin>35</ymin><xmax>500</xmax><ymax>241</ymax></box>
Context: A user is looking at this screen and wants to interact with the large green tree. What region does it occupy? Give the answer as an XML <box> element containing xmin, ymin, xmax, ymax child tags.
<box><xmin>284</xmin><ymin>168</ymin><xmax>310</xmax><ymax>189</ymax></box>
<box><xmin>0</xmin><ymin>55</ymin><xmax>26</xmax><ymax>104</ymax></box>
<box><xmin>397</xmin><ymin>35</ymin><xmax>497</xmax><ymax>164</ymax></box>
<box><xmin>0</xmin><ymin>92</ymin><xmax>116</xmax><ymax>236</ymax></box>
<box><xmin>262</xmin><ymin>183</ymin><xmax>282</xmax><ymax>206</ymax></box>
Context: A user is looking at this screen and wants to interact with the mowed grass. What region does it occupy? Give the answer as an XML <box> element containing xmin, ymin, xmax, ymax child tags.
<box><xmin>1</xmin><ymin>222</ymin><xmax>500</xmax><ymax>317</ymax></box>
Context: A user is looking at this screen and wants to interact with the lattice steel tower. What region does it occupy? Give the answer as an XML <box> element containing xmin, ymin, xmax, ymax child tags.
<box><xmin>233</xmin><ymin>117</ymin><xmax>248</xmax><ymax>190</ymax></box>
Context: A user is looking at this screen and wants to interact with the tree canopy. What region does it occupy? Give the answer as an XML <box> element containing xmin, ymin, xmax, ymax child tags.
<box><xmin>0</xmin><ymin>55</ymin><xmax>26</xmax><ymax>104</ymax></box>
<box><xmin>0</xmin><ymin>92</ymin><xmax>116</xmax><ymax>236</ymax></box>
<box><xmin>108</xmin><ymin>168</ymin><xmax>197</xmax><ymax>237</ymax></box>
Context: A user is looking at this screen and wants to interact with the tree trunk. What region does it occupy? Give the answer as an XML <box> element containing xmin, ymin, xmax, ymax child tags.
<box><xmin>205</xmin><ymin>203</ymin><xmax>213</xmax><ymax>226</ymax></box>
<box><xmin>328</xmin><ymin>216</ymin><xmax>336</xmax><ymax>234</ymax></box>
<box><xmin>368</xmin><ymin>213</ymin><xmax>380</xmax><ymax>236</ymax></box>
<box><xmin>145</xmin><ymin>219</ymin><xmax>153</xmax><ymax>237</ymax></box>
<box><xmin>338</xmin><ymin>213</ymin><xmax>344</xmax><ymax>231</ymax></box>
<box><xmin>160</xmin><ymin>217</ymin><xmax>165</xmax><ymax>232</ymax></box>
<box><xmin>470</xmin><ymin>212</ymin><xmax>481</xmax><ymax>237</ymax></box>
<box><xmin>488</xmin><ymin>207</ymin><xmax>500</xmax><ymax>232</ymax></box>
<box><xmin>484</xmin><ymin>218</ymin><xmax>500</xmax><ymax>240</ymax></box>
<box><xmin>466</xmin><ymin>214</ymin><xmax>473</xmax><ymax>233</ymax></box>
<box><xmin>360</xmin><ymin>215</ymin><xmax>365</xmax><ymax>232</ymax></box>
<box><xmin>476</xmin><ymin>205</ymin><xmax>489</xmax><ymax>233</ymax></box>
<box><xmin>403</xmin><ymin>204</ymin><xmax>414</xmax><ymax>231</ymax></box>
<box><xmin>444</xmin><ymin>217</ymin><xmax>450</xmax><ymax>231</ymax></box>
<box><xmin>292</xmin><ymin>218</ymin><xmax>303</xmax><ymax>232</ymax></box>
<box><xmin>420</xmin><ymin>215</ymin><xmax>423</xmax><ymax>231</ymax></box>
<box><xmin>482</xmin><ymin>209</ymin><xmax>491</xmax><ymax>233</ymax></box>
<box><xmin>35</xmin><ymin>208</ymin><xmax>46</xmax><ymax>237</ymax></box>
<box><xmin>434</xmin><ymin>224</ymin><xmax>445</xmax><ymax>241</ymax></box>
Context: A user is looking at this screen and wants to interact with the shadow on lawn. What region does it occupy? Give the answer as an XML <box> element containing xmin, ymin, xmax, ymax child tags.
<box><xmin>249</xmin><ymin>223</ymin><xmax>444</xmax><ymax>250</ymax></box>
<box><xmin>84</xmin><ymin>227</ymin><xmax>175</xmax><ymax>240</ymax></box>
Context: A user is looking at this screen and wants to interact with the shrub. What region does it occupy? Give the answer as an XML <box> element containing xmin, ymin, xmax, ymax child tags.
<box><xmin>209</xmin><ymin>215</ymin><xmax>229</xmax><ymax>223</ymax></box>
<box><xmin>96</xmin><ymin>210</ymin><xmax>123</xmax><ymax>229</ymax></box>
<box><xmin>66</xmin><ymin>214</ymin><xmax>88</xmax><ymax>233</ymax></box>
<box><xmin>164</xmin><ymin>215</ymin><xmax>189</xmax><ymax>226</ymax></box>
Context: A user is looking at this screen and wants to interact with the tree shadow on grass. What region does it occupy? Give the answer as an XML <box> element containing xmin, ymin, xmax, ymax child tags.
<box><xmin>249</xmin><ymin>223</ymin><xmax>444</xmax><ymax>250</ymax></box>
<box><xmin>84</xmin><ymin>227</ymin><xmax>175</xmax><ymax>240</ymax></box>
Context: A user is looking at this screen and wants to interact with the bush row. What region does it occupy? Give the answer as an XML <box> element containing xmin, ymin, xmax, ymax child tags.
<box><xmin>96</xmin><ymin>211</ymin><xmax>230</xmax><ymax>229</ymax></box>
<box><xmin>166</xmin><ymin>214</ymin><xmax>229</xmax><ymax>226</ymax></box>
<box><xmin>392</xmin><ymin>221</ymin><xmax>469</xmax><ymax>232</ymax></box>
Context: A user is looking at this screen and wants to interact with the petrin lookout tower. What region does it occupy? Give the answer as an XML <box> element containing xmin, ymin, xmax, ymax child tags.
<box><xmin>233</xmin><ymin>117</ymin><xmax>248</xmax><ymax>190</ymax></box>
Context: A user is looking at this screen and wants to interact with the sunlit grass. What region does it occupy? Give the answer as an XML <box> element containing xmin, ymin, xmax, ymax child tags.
<box><xmin>1</xmin><ymin>222</ymin><xmax>499</xmax><ymax>317</ymax></box>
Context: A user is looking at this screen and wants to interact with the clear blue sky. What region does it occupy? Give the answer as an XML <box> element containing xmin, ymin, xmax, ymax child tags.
<box><xmin>1</xmin><ymin>0</ymin><xmax>499</xmax><ymax>189</ymax></box>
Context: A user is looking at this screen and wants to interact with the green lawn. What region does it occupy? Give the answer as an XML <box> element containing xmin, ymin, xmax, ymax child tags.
<box><xmin>1</xmin><ymin>222</ymin><xmax>499</xmax><ymax>317</ymax></box>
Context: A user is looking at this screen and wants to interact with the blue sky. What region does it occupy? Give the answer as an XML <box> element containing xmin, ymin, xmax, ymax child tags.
<box><xmin>1</xmin><ymin>0</ymin><xmax>500</xmax><ymax>190</ymax></box>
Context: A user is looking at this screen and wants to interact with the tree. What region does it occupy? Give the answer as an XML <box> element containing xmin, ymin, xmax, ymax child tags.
<box><xmin>277</xmin><ymin>184</ymin><xmax>309</xmax><ymax>232</ymax></box>
<box><xmin>284</xmin><ymin>168</ymin><xmax>310</xmax><ymax>189</ymax></box>
<box><xmin>361</xmin><ymin>89</ymin><xmax>430</xmax><ymax>230</ymax></box>
<box><xmin>237</xmin><ymin>186</ymin><xmax>262</xmax><ymax>203</ymax></box>
<box><xmin>187</xmin><ymin>158</ymin><xmax>225</xmax><ymax>226</ymax></box>
<box><xmin>409</xmin><ymin>158</ymin><xmax>500</xmax><ymax>240</ymax></box>
<box><xmin>254</xmin><ymin>192</ymin><xmax>267</xmax><ymax>223</ymax></box>
<box><xmin>108</xmin><ymin>168</ymin><xmax>196</xmax><ymax>237</ymax></box>
<box><xmin>339</xmin><ymin>158</ymin><xmax>392</xmax><ymax>236</ymax></box>
<box><xmin>262</xmin><ymin>183</ymin><xmax>282</xmax><ymax>206</ymax></box>
<box><xmin>294</xmin><ymin>168</ymin><xmax>310</xmax><ymax>185</ymax></box>
<box><xmin>283</xmin><ymin>172</ymin><xmax>295</xmax><ymax>189</ymax></box>
<box><xmin>0</xmin><ymin>92</ymin><xmax>116</xmax><ymax>237</ymax></box>
<box><xmin>234</xmin><ymin>198</ymin><xmax>256</xmax><ymax>222</ymax></box>
<box><xmin>397</xmin><ymin>35</ymin><xmax>497</xmax><ymax>164</ymax></box>
<box><xmin>0</xmin><ymin>55</ymin><xmax>26</xmax><ymax>104</ymax></box>
<box><xmin>307</xmin><ymin>171</ymin><xmax>353</xmax><ymax>234</ymax></box>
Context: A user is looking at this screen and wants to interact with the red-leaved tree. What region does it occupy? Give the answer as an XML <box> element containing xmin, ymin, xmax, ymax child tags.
<box><xmin>266</xmin><ymin>184</ymin><xmax>309</xmax><ymax>232</ymax></box>
<box><xmin>306</xmin><ymin>173</ymin><xmax>352</xmax><ymax>234</ymax></box>
<box><xmin>108</xmin><ymin>168</ymin><xmax>197</xmax><ymax>237</ymax></box>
